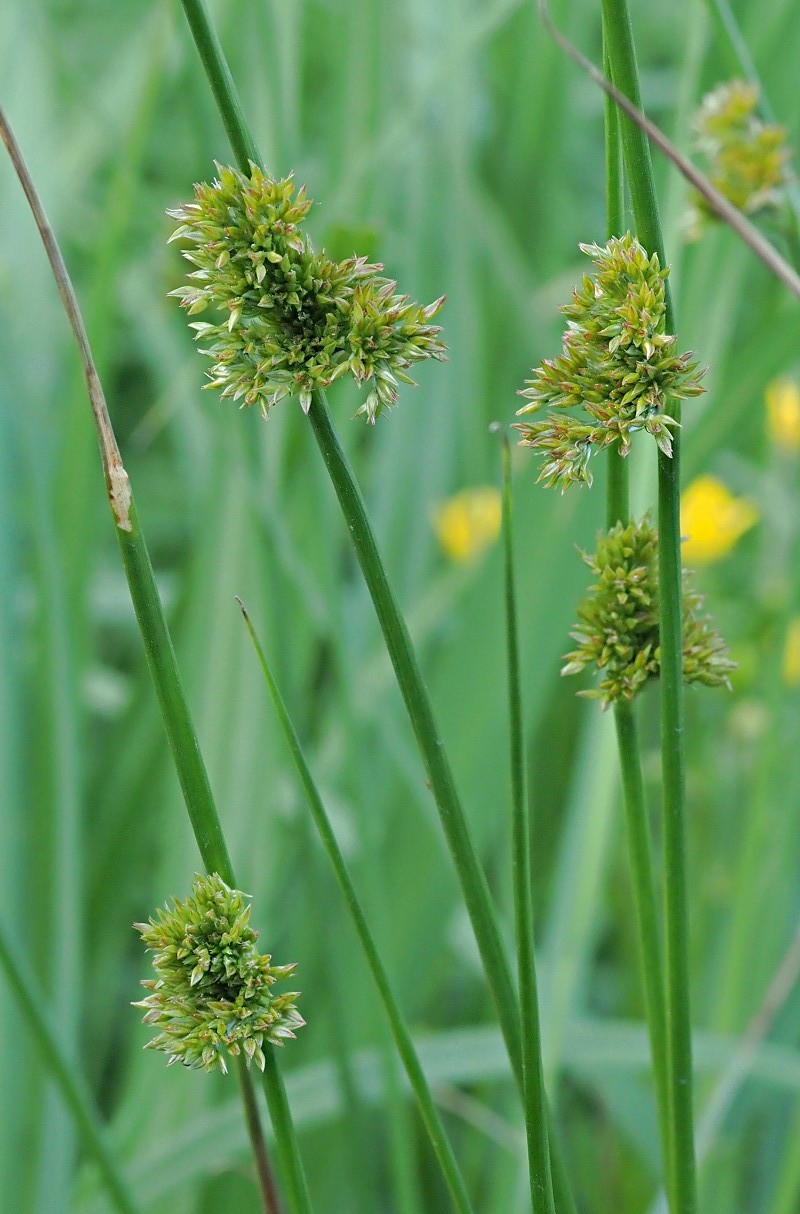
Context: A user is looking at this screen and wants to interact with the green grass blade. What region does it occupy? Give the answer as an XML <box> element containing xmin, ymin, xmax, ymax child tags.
<box><xmin>499</xmin><ymin>435</ymin><xmax>554</xmax><ymax>1214</ymax></box>
<box><xmin>239</xmin><ymin>599</ymin><xmax>477</xmax><ymax>1214</ymax></box>
<box><xmin>0</xmin><ymin>922</ymin><xmax>140</xmax><ymax>1214</ymax></box>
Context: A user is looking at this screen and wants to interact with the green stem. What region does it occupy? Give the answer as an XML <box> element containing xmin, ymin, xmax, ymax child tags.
<box><xmin>115</xmin><ymin>501</ymin><xmax>234</xmax><ymax>880</ymax></box>
<box><xmin>612</xmin><ymin>704</ymin><xmax>671</xmax><ymax>1168</ymax></box>
<box><xmin>603</xmin><ymin>38</ymin><xmax>625</xmax><ymax>244</ymax></box>
<box><xmin>0</xmin><ymin>923</ymin><xmax>140</xmax><ymax>1214</ymax></box>
<box><xmin>178</xmin><ymin>0</ymin><xmax>261</xmax><ymax>169</ymax></box>
<box><xmin>306</xmin><ymin>389</ymin><xmax>522</xmax><ymax>1072</ymax></box>
<box><xmin>237</xmin><ymin>1060</ymin><xmax>284</xmax><ymax>1214</ymax></box>
<box><xmin>600</xmin><ymin>4</ymin><xmax>697</xmax><ymax>1212</ymax></box>
<box><xmin>307</xmin><ymin>392</ymin><xmax>579</xmax><ymax>1214</ymax></box>
<box><xmin>239</xmin><ymin>602</ymin><xmax>476</xmax><ymax>1214</ymax></box>
<box><xmin>603</xmin><ymin>15</ymin><xmax>670</xmax><ymax>1180</ymax></box>
<box><xmin>172</xmin><ymin>11</ymin><xmax>576</xmax><ymax>1209</ymax></box>
<box><xmin>116</xmin><ymin>444</ymin><xmax>311</xmax><ymax>1214</ymax></box>
<box><xmin>0</xmin><ymin>106</ymin><xmax>303</xmax><ymax>1214</ymax></box>
<box><xmin>500</xmin><ymin>437</ymin><xmax>555</xmax><ymax>1214</ymax></box>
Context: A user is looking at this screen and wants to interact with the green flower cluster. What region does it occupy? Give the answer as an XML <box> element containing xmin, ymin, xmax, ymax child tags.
<box><xmin>134</xmin><ymin>873</ymin><xmax>303</xmax><ymax>1075</ymax></box>
<box><xmin>169</xmin><ymin>163</ymin><xmax>446</xmax><ymax>422</ymax></box>
<box><xmin>562</xmin><ymin>517</ymin><xmax>735</xmax><ymax>708</ymax></box>
<box><xmin>688</xmin><ymin>80</ymin><xmax>790</xmax><ymax>237</ymax></box>
<box><xmin>515</xmin><ymin>235</ymin><xmax>705</xmax><ymax>490</ymax></box>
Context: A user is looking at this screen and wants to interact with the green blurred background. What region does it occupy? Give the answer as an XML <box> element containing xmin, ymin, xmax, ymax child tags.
<box><xmin>2</xmin><ymin>0</ymin><xmax>800</xmax><ymax>1210</ymax></box>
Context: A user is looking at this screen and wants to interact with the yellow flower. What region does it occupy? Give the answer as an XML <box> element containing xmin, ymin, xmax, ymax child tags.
<box><xmin>765</xmin><ymin>379</ymin><xmax>800</xmax><ymax>451</ymax></box>
<box><xmin>681</xmin><ymin>475</ymin><xmax>758</xmax><ymax>564</ymax></box>
<box><xmin>783</xmin><ymin>618</ymin><xmax>800</xmax><ymax>687</ymax></box>
<box><xmin>434</xmin><ymin>486</ymin><xmax>502</xmax><ymax>563</ymax></box>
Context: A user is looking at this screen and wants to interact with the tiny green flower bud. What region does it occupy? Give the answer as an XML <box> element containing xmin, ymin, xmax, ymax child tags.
<box><xmin>686</xmin><ymin>80</ymin><xmax>791</xmax><ymax>238</ymax></box>
<box><xmin>563</xmin><ymin>516</ymin><xmax>735</xmax><ymax>708</ymax></box>
<box><xmin>168</xmin><ymin>163</ymin><xmax>446</xmax><ymax>422</ymax></box>
<box><xmin>515</xmin><ymin>235</ymin><xmax>705</xmax><ymax>491</ymax></box>
<box><xmin>134</xmin><ymin>873</ymin><xmax>304</xmax><ymax>1075</ymax></box>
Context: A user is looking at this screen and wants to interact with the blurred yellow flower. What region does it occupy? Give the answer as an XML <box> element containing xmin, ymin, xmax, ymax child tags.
<box><xmin>434</xmin><ymin>486</ymin><xmax>502</xmax><ymax>563</ymax></box>
<box><xmin>783</xmin><ymin>618</ymin><xmax>800</xmax><ymax>687</ymax></box>
<box><xmin>681</xmin><ymin>475</ymin><xmax>758</xmax><ymax>564</ymax></box>
<box><xmin>765</xmin><ymin>378</ymin><xmax>800</xmax><ymax>451</ymax></box>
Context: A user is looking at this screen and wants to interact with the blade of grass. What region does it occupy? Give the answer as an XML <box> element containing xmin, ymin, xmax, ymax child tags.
<box><xmin>0</xmin><ymin>105</ymin><xmax>306</xmax><ymax>1214</ymax></box>
<box><xmin>0</xmin><ymin>922</ymin><xmax>140</xmax><ymax>1214</ymax></box>
<box><xmin>498</xmin><ymin>432</ymin><xmax>554</xmax><ymax>1214</ymax></box>
<box><xmin>238</xmin><ymin>598</ymin><xmax>477</xmax><ymax>1214</ymax></box>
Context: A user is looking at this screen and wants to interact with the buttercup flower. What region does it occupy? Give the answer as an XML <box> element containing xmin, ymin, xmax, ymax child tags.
<box><xmin>134</xmin><ymin>873</ymin><xmax>304</xmax><ymax>1074</ymax></box>
<box><xmin>516</xmin><ymin>235</ymin><xmax>705</xmax><ymax>490</ymax></box>
<box><xmin>783</xmin><ymin>617</ymin><xmax>800</xmax><ymax>687</ymax></box>
<box><xmin>765</xmin><ymin>379</ymin><xmax>800</xmax><ymax>452</ymax></box>
<box><xmin>562</xmin><ymin>516</ymin><xmax>735</xmax><ymax>708</ymax></box>
<box><xmin>687</xmin><ymin>80</ymin><xmax>790</xmax><ymax>237</ymax></box>
<box><xmin>681</xmin><ymin>475</ymin><xmax>758</xmax><ymax>565</ymax></box>
<box><xmin>434</xmin><ymin>486</ymin><xmax>502</xmax><ymax>563</ymax></box>
<box><xmin>169</xmin><ymin>163</ymin><xmax>446</xmax><ymax>423</ymax></box>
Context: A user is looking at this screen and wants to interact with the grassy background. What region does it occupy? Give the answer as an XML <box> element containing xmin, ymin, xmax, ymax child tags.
<box><xmin>2</xmin><ymin>0</ymin><xmax>800</xmax><ymax>1210</ymax></box>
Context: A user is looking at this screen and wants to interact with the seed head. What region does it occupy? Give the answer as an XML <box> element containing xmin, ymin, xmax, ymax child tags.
<box><xmin>168</xmin><ymin>163</ymin><xmax>446</xmax><ymax>422</ymax></box>
<box><xmin>134</xmin><ymin>873</ymin><xmax>304</xmax><ymax>1075</ymax></box>
<box><xmin>687</xmin><ymin>80</ymin><xmax>791</xmax><ymax>237</ymax></box>
<box><xmin>515</xmin><ymin>235</ymin><xmax>705</xmax><ymax>491</ymax></box>
<box><xmin>563</xmin><ymin>516</ymin><xmax>735</xmax><ymax>707</ymax></box>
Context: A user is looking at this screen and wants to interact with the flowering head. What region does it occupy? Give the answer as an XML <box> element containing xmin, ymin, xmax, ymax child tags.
<box><xmin>680</xmin><ymin>475</ymin><xmax>758</xmax><ymax>565</ymax></box>
<box><xmin>169</xmin><ymin>163</ymin><xmax>446</xmax><ymax>422</ymax></box>
<box><xmin>563</xmin><ymin>516</ymin><xmax>735</xmax><ymax>707</ymax></box>
<box><xmin>516</xmin><ymin>235</ymin><xmax>705</xmax><ymax>490</ymax></box>
<box><xmin>687</xmin><ymin>81</ymin><xmax>790</xmax><ymax>237</ymax></box>
<box><xmin>134</xmin><ymin>873</ymin><xmax>304</xmax><ymax>1074</ymax></box>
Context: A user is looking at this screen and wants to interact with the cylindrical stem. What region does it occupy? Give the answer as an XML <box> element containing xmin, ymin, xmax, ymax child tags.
<box><xmin>237</xmin><ymin>1058</ymin><xmax>284</xmax><ymax>1214</ymax></box>
<box><xmin>501</xmin><ymin>437</ymin><xmax>555</xmax><ymax>1214</ymax></box>
<box><xmin>600</xmin><ymin>3</ymin><xmax>697</xmax><ymax>1211</ymax></box>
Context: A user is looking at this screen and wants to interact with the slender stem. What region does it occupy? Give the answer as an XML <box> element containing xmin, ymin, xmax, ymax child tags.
<box><xmin>306</xmin><ymin>393</ymin><xmax>578</xmax><ymax>1214</ymax></box>
<box><xmin>0</xmin><ymin>106</ymin><xmax>300</xmax><ymax>1214</ymax></box>
<box><xmin>538</xmin><ymin>1</ymin><xmax>800</xmax><ymax>302</ymax></box>
<box><xmin>306</xmin><ymin>389</ymin><xmax>522</xmax><ymax>1073</ymax></box>
<box><xmin>599</xmin><ymin>4</ymin><xmax>697</xmax><ymax>1212</ymax></box>
<box><xmin>603</xmin><ymin>17</ymin><xmax>670</xmax><ymax>1179</ymax></box>
<box><xmin>179</xmin><ymin>0</ymin><xmax>261</xmax><ymax>168</ymax></box>
<box><xmin>500</xmin><ymin>438</ymin><xmax>555</xmax><ymax>1214</ymax></box>
<box><xmin>115</xmin><ymin>502</ymin><xmax>234</xmax><ymax>879</ymax></box>
<box><xmin>612</xmin><ymin>705</ymin><xmax>671</xmax><ymax>1167</ymax></box>
<box><xmin>171</xmin><ymin>11</ymin><xmax>576</xmax><ymax>1209</ymax></box>
<box><xmin>239</xmin><ymin>601</ymin><xmax>476</xmax><ymax>1214</ymax></box>
<box><xmin>260</xmin><ymin>1051</ymin><xmax>313</xmax><ymax>1214</ymax></box>
<box><xmin>603</xmin><ymin>38</ymin><xmax>625</xmax><ymax>245</ymax></box>
<box><xmin>0</xmin><ymin>923</ymin><xmax>140</xmax><ymax>1214</ymax></box>
<box><xmin>238</xmin><ymin>1060</ymin><xmax>284</xmax><ymax>1214</ymax></box>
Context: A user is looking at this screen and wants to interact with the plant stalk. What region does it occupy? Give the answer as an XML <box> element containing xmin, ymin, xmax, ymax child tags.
<box><xmin>500</xmin><ymin>436</ymin><xmax>555</xmax><ymax>1214</ymax></box>
<box><xmin>0</xmin><ymin>105</ymin><xmax>301</xmax><ymax>1214</ymax></box>
<box><xmin>602</xmin><ymin>20</ymin><xmax>671</xmax><ymax>1184</ymax></box>
<box><xmin>239</xmin><ymin>601</ymin><xmax>476</xmax><ymax>1214</ymax></box>
<box><xmin>599</xmin><ymin>3</ymin><xmax>697</xmax><ymax>1211</ymax></box>
<box><xmin>170</xmin><ymin>8</ymin><xmax>577</xmax><ymax>1208</ymax></box>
